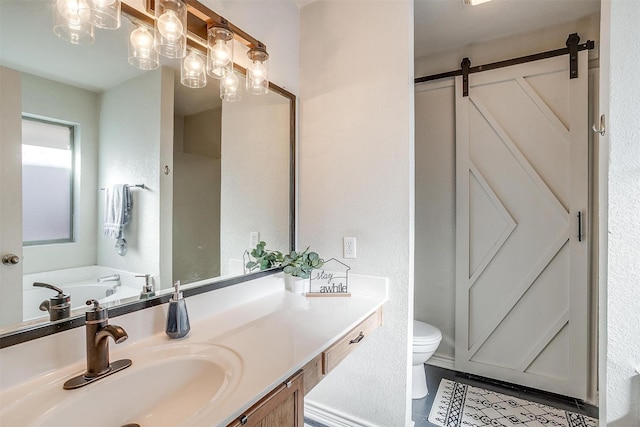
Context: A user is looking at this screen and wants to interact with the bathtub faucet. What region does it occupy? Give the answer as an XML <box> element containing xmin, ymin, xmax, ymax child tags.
<box><xmin>98</xmin><ymin>273</ymin><xmax>120</xmax><ymax>285</ymax></box>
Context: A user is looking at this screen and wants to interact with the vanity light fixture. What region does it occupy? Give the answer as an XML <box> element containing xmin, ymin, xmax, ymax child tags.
<box><xmin>54</xmin><ymin>0</ymin><xmax>273</xmax><ymax>98</ymax></box>
<box><xmin>206</xmin><ymin>23</ymin><xmax>234</xmax><ymax>79</ymax></box>
<box><xmin>181</xmin><ymin>50</ymin><xmax>207</xmax><ymax>88</ymax></box>
<box><xmin>246</xmin><ymin>43</ymin><xmax>269</xmax><ymax>95</ymax></box>
<box><xmin>53</xmin><ymin>0</ymin><xmax>95</xmax><ymax>45</ymax></box>
<box><xmin>220</xmin><ymin>71</ymin><xmax>241</xmax><ymax>102</ymax></box>
<box><xmin>88</xmin><ymin>0</ymin><xmax>121</xmax><ymax>29</ymax></box>
<box><xmin>128</xmin><ymin>25</ymin><xmax>159</xmax><ymax>70</ymax></box>
<box><xmin>154</xmin><ymin>0</ymin><xmax>187</xmax><ymax>59</ymax></box>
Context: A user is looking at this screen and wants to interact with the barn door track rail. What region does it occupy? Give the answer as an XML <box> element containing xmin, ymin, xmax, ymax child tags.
<box><xmin>415</xmin><ymin>33</ymin><xmax>595</xmax><ymax>97</ymax></box>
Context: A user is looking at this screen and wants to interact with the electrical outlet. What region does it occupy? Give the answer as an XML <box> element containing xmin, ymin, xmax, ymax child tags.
<box><xmin>343</xmin><ymin>236</ymin><xmax>356</xmax><ymax>259</ymax></box>
<box><xmin>249</xmin><ymin>231</ymin><xmax>260</xmax><ymax>249</ymax></box>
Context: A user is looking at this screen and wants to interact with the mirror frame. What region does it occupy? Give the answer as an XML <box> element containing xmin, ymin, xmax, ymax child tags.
<box><xmin>0</xmin><ymin>77</ymin><xmax>296</xmax><ymax>350</ymax></box>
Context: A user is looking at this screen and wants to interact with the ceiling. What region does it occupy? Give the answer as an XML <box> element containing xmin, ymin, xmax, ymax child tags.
<box><xmin>414</xmin><ymin>0</ymin><xmax>600</xmax><ymax>59</ymax></box>
<box><xmin>1</xmin><ymin>0</ymin><xmax>601</xmax><ymax>92</ymax></box>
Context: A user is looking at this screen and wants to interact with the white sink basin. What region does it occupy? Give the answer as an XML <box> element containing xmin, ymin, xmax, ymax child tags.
<box><xmin>1</xmin><ymin>343</ymin><xmax>243</xmax><ymax>427</ymax></box>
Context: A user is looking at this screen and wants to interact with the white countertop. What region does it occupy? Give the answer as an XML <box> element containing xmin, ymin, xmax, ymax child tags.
<box><xmin>0</xmin><ymin>273</ymin><xmax>387</xmax><ymax>426</ymax></box>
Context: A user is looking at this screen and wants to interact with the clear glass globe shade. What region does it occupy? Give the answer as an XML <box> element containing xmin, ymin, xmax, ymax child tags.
<box><xmin>157</xmin><ymin>9</ymin><xmax>183</xmax><ymax>42</ymax></box>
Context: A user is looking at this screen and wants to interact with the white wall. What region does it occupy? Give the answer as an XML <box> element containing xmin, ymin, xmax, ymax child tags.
<box><xmin>299</xmin><ymin>1</ymin><xmax>414</xmax><ymax>425</ymax></box>
<box><xmin>414</xmin><ymin>17</ymin><xmax>600</xmax><ymax>362</ymax></box>
<box><xmin>601</xmin><ymin>0</ymin><xmax>640</xmax><ymax>424</ymax></box>
<box><xmin>97</xmin><ymin>69</ymin><xmax>173</xmax><ymax>283</ymax></box>
<box><xmin>21</xmin><ymin>73</ymin><xmax>100</xmax><ymax>274</ymax></box>
<box><xmin>220</xmin><ymin>91</ymin><xmax>290</xmax><ymax>275</ymax></box>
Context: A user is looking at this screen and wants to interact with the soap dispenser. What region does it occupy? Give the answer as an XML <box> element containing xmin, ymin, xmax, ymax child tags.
<box><xmin>166</xmin><ymin>280</ymin><xmax>190</xmax><ymax>339</ymax></box>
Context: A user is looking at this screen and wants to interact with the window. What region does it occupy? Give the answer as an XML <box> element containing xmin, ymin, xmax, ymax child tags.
<box><xmin>22</xmin><ymin>117</ymin><xmax>75</xmax><ymax>245</ymax></box>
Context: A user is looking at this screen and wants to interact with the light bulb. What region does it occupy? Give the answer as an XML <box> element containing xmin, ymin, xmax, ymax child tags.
<box><xmin>129</xmin><ymin>26</ymin><xmax>158</xmax><ymax>70</ymax></box>
<box><xmin>181</xmin><ymin>51</ymin><xmax>206</xmax><ymax>88</ymax></box>
<box><xmin>57</xmin><ymin>0</ymin><xmax>91</xmax><ymax>26</ymax></box>
<box><xmin>223</xmin><ymin>72</ymin><xmax>239</xmax><ymax>91</ymax></box>
<box><xmin>211</xmin><ymin>40</ymin><xmax>231</xmax><ymax>66</ymax></box>
<box><xmin>157</xmin><ymin>9</ymin><xmax>183</xmax><ymax>42</ymax></box>
<box><xmin>184</xmin><ymin>52</ymin><xmax>204</xmax><ymax>73</ymax></box>
<box><xmin>89</xmin><ymin>0</ymin><xmax>120</xmax><ymax>29</ymax></box>
<box><xmin>54</xmin><ymin>0</ymin><xmax>94</xmax><ymax>45</ymax></box>
<box><xmin>91</xmin><ymin>0</ymin><xmax>115</xmax><ymax>6</ymax></box>
<box><xmin>130</xmin><ymin>27</ymin><xmax>153</xmax><ymax>55</ymax></box>
<box><xmin>248</xmin><ymin>61</ymin><xmax>266</xmax><ymax>85</ymax></box>
<box><xmin>221</xmin><ymin>71</ymin><xmax>240</xmax><ymax>101</ymax></box>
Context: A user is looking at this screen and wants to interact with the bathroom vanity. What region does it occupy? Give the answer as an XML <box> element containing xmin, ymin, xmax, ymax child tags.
<box><xmin>0</xmin><ymin>273</ymin><xmax>387</xmax><ymax>426</ymax></box>
<box><xmin>230</xmin><ymin>307</ymin><xmax>383</xmax><ymax>427</ymax></box>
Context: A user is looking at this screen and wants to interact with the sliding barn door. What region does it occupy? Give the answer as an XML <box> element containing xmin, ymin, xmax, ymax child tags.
<box><xmin>455</xmin><ymin>52</ymin><xmax>589</xmax><ymax>399</ymax></box>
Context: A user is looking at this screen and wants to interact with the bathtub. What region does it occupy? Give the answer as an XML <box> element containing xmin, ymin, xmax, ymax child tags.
<box><xmin>22</xmin><ymin>267</ymin><xmax>143</xmax><ymax>322</ymax></box>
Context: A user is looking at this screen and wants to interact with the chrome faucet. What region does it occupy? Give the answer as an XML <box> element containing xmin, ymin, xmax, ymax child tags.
<box><xmin>99</xmin><ymin>274</ymin><xmax>121</xmax><ymax>297</ymax></box>
<box><xmin>63</xmin><ymin>299</ymin><xmax>132</xmax><ymax>390</ymax></box>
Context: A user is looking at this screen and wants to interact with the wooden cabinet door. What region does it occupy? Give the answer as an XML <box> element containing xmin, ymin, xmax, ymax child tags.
<box><xmin>228</xmin><ymin>371</ymin><xmax>304</xmax><ymax>427</ymax></box>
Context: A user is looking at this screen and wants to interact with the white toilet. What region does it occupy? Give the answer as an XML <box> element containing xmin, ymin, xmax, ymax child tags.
<box><xmin>412</xmin><ymin>320</ymin><xmax>442</xmax><ymax>399</ymax></box>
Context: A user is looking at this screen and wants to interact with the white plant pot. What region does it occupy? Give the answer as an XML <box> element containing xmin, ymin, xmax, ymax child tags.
<box><xmin>285</xmin><ymin>275</ymin><xmax>310</xmax><ymax>294</ymax></box>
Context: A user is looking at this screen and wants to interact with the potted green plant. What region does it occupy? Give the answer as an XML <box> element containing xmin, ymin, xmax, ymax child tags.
<box><xmin>282</xmin><ymin>247</ymin><xmax>324</xmax><ymax>293</ymax></box>
<box><xmin>245</xmin><ymin>241</ymin><xmax>284</xmax><ymax>272</ymax></box>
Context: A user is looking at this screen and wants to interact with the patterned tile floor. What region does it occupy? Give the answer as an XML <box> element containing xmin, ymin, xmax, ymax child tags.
<box><xmin>304</xmin><ymin>364</ymin><xmax>598</xmax><ymax>427</ymax></box>
<box><xmin>412</xmin><ymin>365</ymin><xmax>599</xmax><ymax>427</ymax></box>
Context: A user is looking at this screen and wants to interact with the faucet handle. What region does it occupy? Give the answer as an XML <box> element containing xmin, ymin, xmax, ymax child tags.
<box><xmin>85</xmin><ymin>299</ymin><xmax>108</xmax><ymax>322</ymax></box>
<box><xmin>33</xmin><ymin>282</ymin><xmax>65</xmax><ymax>296</ymax></box>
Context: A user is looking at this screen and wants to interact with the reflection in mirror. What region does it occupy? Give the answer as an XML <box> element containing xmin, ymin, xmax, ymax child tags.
<box><xmin>0</xmin><ymin>0</ymin><xmax>293</xmax><ymax>337</ymax></box>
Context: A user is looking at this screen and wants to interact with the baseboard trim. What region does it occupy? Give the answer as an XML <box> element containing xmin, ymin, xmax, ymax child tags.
<box><xmin>426</xmin><ymin>353</ymin><xmax>455</xmax><ymax>370</ymax></box>
<box><xmin>305</xmin><ymin>400</ymin><xmax>380</xmax><ymax>427</ymax></box>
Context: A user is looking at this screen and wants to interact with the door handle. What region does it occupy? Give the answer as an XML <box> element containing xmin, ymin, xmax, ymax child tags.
<box><xmin>592</xmin><ymin>114</ymin><xmax>605</xmax><ymax>136</ymax></box>
<box><xmin>577</xmin><ymin>211</ymin><xmax>583</xmax><ymax>242</ymax></box>
<box><xmin>2</xmin><ymin>254</ymin><xmax>20</xmax><ymax>265</ymax></box>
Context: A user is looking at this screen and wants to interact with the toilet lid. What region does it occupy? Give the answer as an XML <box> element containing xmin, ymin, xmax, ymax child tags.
<box><xmin>413</xmin><ymin>320</ymin><xmax>442</xmax><ymax>345</ymax></box>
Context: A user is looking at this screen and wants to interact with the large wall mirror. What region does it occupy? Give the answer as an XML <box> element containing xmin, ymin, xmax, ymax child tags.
<box><xmin>0</xmin><ymin>0</ymin><xmax>294</xmax><ymax>342</ymax></box>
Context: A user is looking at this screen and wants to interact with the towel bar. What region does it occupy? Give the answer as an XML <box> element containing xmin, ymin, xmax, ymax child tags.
<box><xmin>100</xmin><ymin>184</ymin><xmax>145</xmax><ymax>190</ymax></box>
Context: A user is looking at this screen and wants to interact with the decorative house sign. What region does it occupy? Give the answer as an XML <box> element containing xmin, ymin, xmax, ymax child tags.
<box><xmin>307</xmin><ymin>258</ymin><xmax>351</xmax><ymax>297</ymax></box>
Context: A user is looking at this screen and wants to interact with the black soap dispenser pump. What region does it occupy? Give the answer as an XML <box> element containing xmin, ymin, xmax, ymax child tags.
<box><xmin>166</xmin><ymin>280</ymin><xmax>190</xmax><ymax>339</ymax></box>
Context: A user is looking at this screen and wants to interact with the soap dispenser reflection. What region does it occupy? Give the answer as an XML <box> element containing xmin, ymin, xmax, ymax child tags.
<box><xmin>166</xmin><ymin>280</ymin><xmax>190</xmax><ymax>339</ymax></box>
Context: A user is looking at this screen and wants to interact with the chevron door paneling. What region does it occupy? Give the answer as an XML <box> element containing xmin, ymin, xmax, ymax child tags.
<box><xmin>454</xmin><ymin>52</ymin><xmax>589</xmax><ymax>399</ymax></box>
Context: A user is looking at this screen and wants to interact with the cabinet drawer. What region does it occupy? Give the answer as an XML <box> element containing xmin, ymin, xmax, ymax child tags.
<box><xmin>322</xmin><ymin>307</ymin><xmax>383</xmax><ymax>374</ymax></box>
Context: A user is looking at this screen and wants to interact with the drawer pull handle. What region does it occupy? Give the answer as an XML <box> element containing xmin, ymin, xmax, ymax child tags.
<box><xmin>240</xmin><ymin>415</ymin><xmax>248</xmax><ymax>425</ymax></box>
<box><xmin>349</xmin><ymin>332</ymin><xmax>365</xmax><ymax>344</ymax></box>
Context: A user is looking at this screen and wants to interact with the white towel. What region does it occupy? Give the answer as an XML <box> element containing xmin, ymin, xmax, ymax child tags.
<box><xmin>103</xmin><ymin>184</ymin><xmax>132</xmax><ymax>239</ymax></box>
